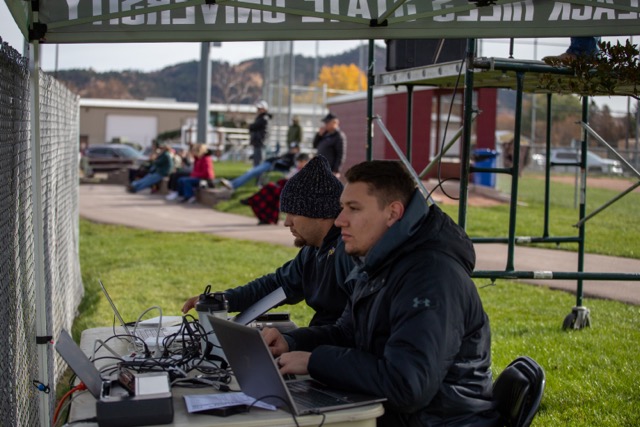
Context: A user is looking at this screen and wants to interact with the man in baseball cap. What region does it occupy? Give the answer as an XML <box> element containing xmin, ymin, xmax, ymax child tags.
<box><xmin>249</xmin><ymin>100</ymin><xmax>272</xmax><ymax>166</ymax></box>
<box><xmin>313</xmin><ymin>112</ymin><xmax>346</xmax><ymax>177</ymax></box>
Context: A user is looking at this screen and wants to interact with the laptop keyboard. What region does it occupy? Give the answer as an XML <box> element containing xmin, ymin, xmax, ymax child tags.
<box><xmin>287</xmin><ymin>381</ymin><xmax>346</xmax><ymax>409</ymax></box>
<box><xmin>134</xmin><ymin>328</ymin><xmax>167</xmax><ymax>340</ymax></box>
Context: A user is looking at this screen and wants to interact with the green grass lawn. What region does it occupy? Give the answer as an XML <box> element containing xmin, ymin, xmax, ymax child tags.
<box><xmin>77</xmin><ymin>219</ymin><xmax>640</xmax><ymax>427</ymax></box>
<box><xmin>215</xmin><ymin>162</ymin><xmax>639</xmax><ymax>259</ymax></box>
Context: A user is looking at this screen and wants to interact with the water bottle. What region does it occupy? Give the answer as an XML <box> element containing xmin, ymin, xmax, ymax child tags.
<box><xmin>195</xmin><ymin>285</ymin><xmax>228</xmax><ymax>359</ymax></box>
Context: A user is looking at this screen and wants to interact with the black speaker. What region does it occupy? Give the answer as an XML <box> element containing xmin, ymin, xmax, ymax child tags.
<box><xmin>385</xmin><ymin>39</ymin><xmax>467</xmax><ymax>71</ymax></box>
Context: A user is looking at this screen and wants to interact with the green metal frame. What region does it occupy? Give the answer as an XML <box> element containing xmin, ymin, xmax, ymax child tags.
<box><xmin>373</xmin><ymin>38</ymin><xmax>640</xmax><ymax>330</ymax></box>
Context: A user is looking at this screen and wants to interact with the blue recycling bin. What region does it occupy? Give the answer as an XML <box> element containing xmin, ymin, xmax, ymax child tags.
<box><xmin>473</xmin><ymin>149</ymin><xmax>498</xmax><ymax>187</ymax></box>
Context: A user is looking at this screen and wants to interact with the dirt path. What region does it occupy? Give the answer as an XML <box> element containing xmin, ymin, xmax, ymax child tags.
<box><xmin>429</xmin><ymin>175</ymin><xmax>638</xmax><ymax>207</ymax></box>
<box><xmin>547</xmin><ymin>175</ymin><xmax>639</xmax><ymax>192</ymax></box>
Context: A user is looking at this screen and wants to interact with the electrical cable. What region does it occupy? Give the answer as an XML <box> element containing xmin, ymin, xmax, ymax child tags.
<box><xmin>133</xmin><ymin>305</ymin><xmax>163</xmax><ymax>352</ymax></box>
<box><xmin>249</xmin><ymin>395</ymin><xmax>300</xmax><ymax>427</ymax></box>
<box><xmin>53</xmin><ymin>383</ymin><xmax>87</xmax><ymax>425</ymax></box>
<box><xmin>436</xmin><ymin>54</ymin><xmax>467</xmax><ymax>201</ymax></box>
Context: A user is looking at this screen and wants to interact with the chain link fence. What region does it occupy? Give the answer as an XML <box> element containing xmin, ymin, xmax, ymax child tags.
<box><xmin>0</xmin><ymin>37</ymin><xmax>83</xmax><ymax>426</ymax></box>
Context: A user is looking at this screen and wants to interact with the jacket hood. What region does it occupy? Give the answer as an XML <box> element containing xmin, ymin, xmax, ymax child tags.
<box><xmin>359</xmin><ymin>190</ymin><xmax>476</xmax><ymax>276</ymax></box>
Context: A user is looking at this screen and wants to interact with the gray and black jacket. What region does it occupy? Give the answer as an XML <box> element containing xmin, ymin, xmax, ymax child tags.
<box><xmin>285</xmin><ymin>192</ymin><xmax>500</xmax><ymax>427</ymax></box>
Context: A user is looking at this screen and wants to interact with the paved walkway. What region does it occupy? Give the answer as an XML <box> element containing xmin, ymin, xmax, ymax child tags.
<box><xmin>80</xmin><ymin>184</ymin><xmax>640</xmax><ymax>305</ymax></box>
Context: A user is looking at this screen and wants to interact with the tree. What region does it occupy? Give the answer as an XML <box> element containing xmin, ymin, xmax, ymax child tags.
<box><xmin>313</xmin><ymin>64</ymin><xmax>366</xmax><ymax>93</ymax></box>
<box><xmin>588</xmin><ymin>102</ymin><xmax>627</xmax><ymax>148</ymax></box>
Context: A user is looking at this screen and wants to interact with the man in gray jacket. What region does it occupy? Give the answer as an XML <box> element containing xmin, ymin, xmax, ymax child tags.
<box><xmin>264</xmin><ymin>160</ymin><xmax>500</xmax><ymax>426</ymax></box>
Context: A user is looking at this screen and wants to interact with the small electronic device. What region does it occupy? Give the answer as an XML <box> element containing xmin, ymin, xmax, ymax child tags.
<box><xmin>55</xmin><ymin>330</ymin><xmax>174</xmax><ymax>427</ymax></box>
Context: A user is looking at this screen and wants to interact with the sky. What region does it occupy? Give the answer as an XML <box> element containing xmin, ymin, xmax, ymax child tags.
<box><xmin>1</xmin><ymin>1</ymin><xmax>636</xmax><ymax>115</ymax></box>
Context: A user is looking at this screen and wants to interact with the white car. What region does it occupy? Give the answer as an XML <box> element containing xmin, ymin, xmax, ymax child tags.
<box><xmin>542</xmin><ymin>149</ymin><xmax>624</xmax><ymax>175</ymax></box>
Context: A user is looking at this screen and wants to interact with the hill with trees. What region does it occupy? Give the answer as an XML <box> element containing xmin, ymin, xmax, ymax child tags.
<box><xmin>52</xmin><ymin>44</ymin><xmax>388</xmax><ymax>104</ymax></box>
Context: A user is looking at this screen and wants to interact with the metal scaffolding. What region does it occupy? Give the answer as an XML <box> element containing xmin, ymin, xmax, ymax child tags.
<box><xmin>375</xmin><ymin>38</ymin><xmax>640</xmax><ymax>330</ymax></box>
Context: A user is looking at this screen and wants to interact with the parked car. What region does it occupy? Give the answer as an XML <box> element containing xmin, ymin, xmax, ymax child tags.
<box><xmin>82</xmin><ymin>144</ymin><xmax>147</xmax><ymax>176</ymax></box>
<box><xmin>534</xmin><ymin>149</ymin><xmax>623</xmax><ymax>175</ymax></box>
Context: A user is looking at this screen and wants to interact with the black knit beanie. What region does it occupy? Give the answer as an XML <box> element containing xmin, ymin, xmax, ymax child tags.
<box><xmin>280</xmin><ymin>155</ymin><xmax>343</xmax><ymax>219</ymax></box>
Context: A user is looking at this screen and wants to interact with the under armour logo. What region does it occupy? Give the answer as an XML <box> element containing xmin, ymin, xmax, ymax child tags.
<box><xmin>413</xmin><ymin>297</ymin><xmax>431</xmax><ymax>308</ymax></box>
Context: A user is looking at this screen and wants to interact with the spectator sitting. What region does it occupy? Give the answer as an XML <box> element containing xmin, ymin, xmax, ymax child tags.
<box><xmin>219</xmin><ymin>143</ymin><xmax>300</xmax><ymax>192</ymax></box>
<box><xmin>127</xmin><ymin>142</ymin><xmax>173</xmax><ymax>193</ymax></box>
<box><xmin>170</xmin><ymin>143</ymin><xmax>215</xmax><ymax>204</ymax></box>
<box><xmin>129</xmin><ymin>141</ymin><xmax>160</xmax><ymax>183</ymax></box>
<box><xmin>241</xmin><ymin>153</ymin><xmax>310</xmax><ymax>225</ymax></box>
<box><xmin>166</xmin><ymin>144</ymin><xmax>199</xmax><ymax>200</ymax></box>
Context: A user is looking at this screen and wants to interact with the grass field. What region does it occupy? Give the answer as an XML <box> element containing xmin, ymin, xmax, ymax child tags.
<box><xmin>75</xmin><ymin>218</ymin><xmax>640</xmax><ymax>427</ymax></box>
<box><xmin>215</xmin><ymin>163</ymin><xmax>639</xmax><ymax>259</ymax></box>
<box><xmin>68</xmin><ymin>162</ymin><xmax>640</xmax><ymax>426</ymax></box>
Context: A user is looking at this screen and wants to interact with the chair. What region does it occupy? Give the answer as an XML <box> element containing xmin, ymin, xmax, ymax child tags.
<box><xmin>493</xmin><ymin>356</ymin><xmax>546</xmax><ymax>427</ymax></box>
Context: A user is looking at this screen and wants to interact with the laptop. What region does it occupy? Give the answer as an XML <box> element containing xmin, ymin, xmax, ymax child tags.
<box><xmin>55</xmin><ymin>329</ymin><xmax>106</xmax><ymax>399</ymax></box>
<box><xmin>231</xmin><ymin>287</ymin><xmax>287</xmax><ymax>325</ymax></box>
<box><xmin>209</xmin><ymin>316</ymin><xmax>386</xmax><ymax>416</ymax></box>
<box><xmin>55</xmin><ymin>329</ymin><xmax>175</xmax><ymax>426</ymax></box>
<box><xmin>99</xmin><ymin>279</ymin><xmax>181</xmax><ymax>346</ymax></box>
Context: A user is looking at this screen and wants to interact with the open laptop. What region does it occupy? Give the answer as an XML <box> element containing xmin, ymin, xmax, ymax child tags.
<box><xmin>231</xmin><ymin>287</ymin><xmax>287</xmax><ymax>325</ymax></box>
<box><xmin>99</xmin><ymin>280</ymin><xmax>181</xmax><ymax>345</ymax></box>
<box><xmin>55</xmin><ymin>329</ymin><xmax>105</xmax><ymax>399</ymax></box>
<box><xmin>209</xmin><ymin>316</ymin><xmax>386</xmax><ymax>416</ymax></box>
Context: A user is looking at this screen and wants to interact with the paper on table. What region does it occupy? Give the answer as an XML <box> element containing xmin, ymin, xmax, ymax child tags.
<box><xmin>184</xmin><ymin>392</ymin><xmax>277</xmax><ymax>413</ymax></box>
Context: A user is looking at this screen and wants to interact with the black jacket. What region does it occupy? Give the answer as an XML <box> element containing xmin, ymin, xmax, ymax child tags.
<box><xmin>249</xmin><ymin>112</ymin><xmax>271</xmax><ymax>148</ymax></box>
<box><xmin>224</xmin><ymin>226</ymin><xmax>353</xmax><ymax>326</ymax></box>
<box><xmin>285</xmin><ymin>192</ymin><xmax>499</xmax><ymax>426</ymax></box>
<box><xmin>266</xmin><ymin>151</ymin><xmax>296</xmax><ymax>173</ymax></box>
<box><xmin>313</xmin><ymin>129</ymin><xmax>346</xmax><ymax>173</ymax></box>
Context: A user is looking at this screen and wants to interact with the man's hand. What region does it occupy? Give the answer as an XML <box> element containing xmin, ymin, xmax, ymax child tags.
<box><xmin>276</xmin><ymin>352</ymin><xmax>311</xmax><ymax>375</ymax></box>
<box><xmin>182</xmin><ymin>295</ymin><xmax>199</xmax><ymax>314</ymax></box>
<box><xmin>261</xmin><ymin>327</ymin><xmax>289</xmax><ymax>357</ymax></box>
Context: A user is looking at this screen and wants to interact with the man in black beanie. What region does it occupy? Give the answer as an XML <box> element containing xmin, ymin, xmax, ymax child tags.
<box><xmin>183</xmin><ymin>155</ymin><xmax>353</xmax><ymax>327</ymax></box>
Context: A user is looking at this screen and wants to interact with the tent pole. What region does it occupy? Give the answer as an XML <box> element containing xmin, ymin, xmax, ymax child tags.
<box><xmin>30</xmin><ymin>40</ymin><xmax>52</xmax><ymax>427</ymax></box>
<box><xmin>197</xmin><ymin>42</ymin><xmax>211</xmax><ymax>144</ymax></box>
<box><xmin>366</xmin><ymin>39</ymin><xmax>374</xmax><ymax>161</ymax></box>
<box><xmin>458</xmin><ymin>38</ymin><xmax>475</xmax><ymax>229</ymax></box>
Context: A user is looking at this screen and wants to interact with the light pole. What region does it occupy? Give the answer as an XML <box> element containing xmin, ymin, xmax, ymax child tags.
<box><xmin>197</xmin><ymin>42</ymin><xmax>211</xmax><ymax>144</ymax></box>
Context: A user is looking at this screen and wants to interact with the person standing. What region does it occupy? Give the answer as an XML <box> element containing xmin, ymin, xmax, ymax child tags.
<box><xmin>286</xmin><ymin>116</ymin><xmax>303</xmax><ymax>146</ymax></box>
<box><xmin>542</xmin><ymin>37</ymin><xmax>601</xmax><ymax>64</ymax></box>
<box><xmin>312</xmin><ymin>112</ymin><xmax>346</xmax><ymax>177</ymax></box>
<box><xmin>249</xmin><ymin>100</ymin><xmax>272</xmax><ymax>167</ymax></box>
<box><xmin>264</xmin><ymin>160</ymin><xmax>499</xmax><ymax>427</ymax></box>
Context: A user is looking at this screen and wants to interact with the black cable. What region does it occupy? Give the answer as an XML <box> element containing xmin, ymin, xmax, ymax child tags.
<box><xmin>67</xmin><ymin>416</ymin><xmax>98</xmax><ymax>424</ymax></box>
<box><xmin>307</xmin><ymin>409</ymin><xmax>327</xmax><ymax>426</ymax></box>
<box><xmin>249</xmin><ymin>394</ymin><xmax>300</xmax><ymax>427</ymax></box>
<box><xmin>436</xmin><ymin>55</ymin><xmax>466</xmax><ymax>201</ymax></box>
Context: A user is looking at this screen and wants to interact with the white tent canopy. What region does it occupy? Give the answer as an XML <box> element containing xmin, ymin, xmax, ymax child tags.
<box><xmin>6</xmin><ymin>0</ymin><xmax>640</xmax><ymax>44</ymax></box>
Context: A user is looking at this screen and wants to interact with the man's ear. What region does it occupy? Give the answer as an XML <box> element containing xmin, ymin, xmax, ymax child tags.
<box><xmin>386</xmin><ymin>200</ymin><xmax>405</xmax><ymax>227</ymax></box>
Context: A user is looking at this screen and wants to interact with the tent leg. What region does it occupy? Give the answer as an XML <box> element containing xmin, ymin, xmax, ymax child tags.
<box><xmin>30</xmin><ymin>40</ymin><xmax>53</xmax><ymax>427</ymax></box>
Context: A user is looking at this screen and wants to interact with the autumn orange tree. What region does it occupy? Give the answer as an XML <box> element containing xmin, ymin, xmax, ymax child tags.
<box><xmin>314</xmin><ymin>64</ymin><xmax>367</xmax><ymax>93</ymax></box>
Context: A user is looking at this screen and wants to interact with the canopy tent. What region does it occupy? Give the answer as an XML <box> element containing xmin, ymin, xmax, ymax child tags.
<box><xmin>3</xmin><ymin>1</ymin><xmax>639</xmax><ymax>426</ymax></box>
<box><xmin>5</xmin><ymin>0</ymin><xmax>640</xmax><ymax>44</ymax></box>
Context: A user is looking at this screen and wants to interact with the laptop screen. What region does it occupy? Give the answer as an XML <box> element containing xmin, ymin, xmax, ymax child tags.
<box><xmin>55</xmin><ymin>329</ymin><xmax>103</xmax><ymax>399</ymax></box>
